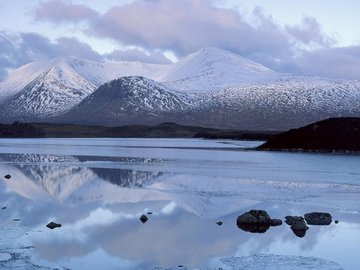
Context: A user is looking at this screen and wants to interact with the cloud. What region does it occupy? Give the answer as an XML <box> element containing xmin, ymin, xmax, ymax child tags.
<box><xmin>0</xmin><ymin>32</ymin><xmax>102</xmax><ymax>79</ymax></box>
<box><xmin>105</xmin><ymin>48</ymin><xmax>171</xmax><ymax>64</ymax></box>
<box><xmin>289</xmin><ymin>46</ymin><xmax>360</xmax><ymax>80</ymax></box>
<box><xmin>35</xmin><ymin>0</ymin><xmax>97</xmax><ymax>22</ymax></box>
<box><xmin>5</xmin><ymin>0</ymin><xmax>358</xmax><ymax>80</ymax></box>
<box><xmin>286</xmin><ymin>16</ymin><xmax>335</xmax><ymax>47</ymax></box>
<box><xmin>34</xmin><ymin>0</ymin><xmax>294</xmax><ymax>58</ymax></box>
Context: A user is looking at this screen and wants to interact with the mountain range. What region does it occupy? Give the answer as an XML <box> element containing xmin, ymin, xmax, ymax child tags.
<box><xmin>1</xmin><ymin>47</ymin><xmax>360</xmax><ymax>130</ymax></box>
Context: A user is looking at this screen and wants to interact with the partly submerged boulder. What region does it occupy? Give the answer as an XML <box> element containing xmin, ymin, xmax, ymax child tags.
<box><xmin>237</xmin><ymin>210</ymin><xmax>271</xmax><ymax>225</ymax></box>
<box><xmin>304</xmin><ymin>212</ymin><xmax>332</xmax><ymax>225</ymax></box>
<box><xmin>237</xmin><ymin>210</ymin><xmax>282</xmax><ymax>233</ymax></box>
<box><xmin>285</xmin><ymin>216</ymin><xmax>308</xmax><ymax>238</ymax></box>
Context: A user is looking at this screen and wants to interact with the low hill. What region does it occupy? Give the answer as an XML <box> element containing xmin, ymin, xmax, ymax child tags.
<box><xmin>258</xmin><ymin>117</ymin><xmax>360</xmax><ymax>152</ymax></box>
<box><xmin>0</xmin><ymin>122</ymin><xmax>277</xmax><ymax>139</ymax></box>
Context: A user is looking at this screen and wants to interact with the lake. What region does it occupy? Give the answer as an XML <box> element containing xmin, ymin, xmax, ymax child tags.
<box><xmin>0</xmin><ymin>138</ymin><xmax>359</xmax><ymax>270</ymax></box>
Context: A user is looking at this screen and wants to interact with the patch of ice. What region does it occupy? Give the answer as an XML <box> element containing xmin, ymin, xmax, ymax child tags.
<box><xmin>0</xmin><ymin>253</ymin><xmax>11</xmax><ymax>261</ymax></box>
<box><xmin>209</xmin><ymin>254</ymin><xmax>344</xmax><ymax>270</ymax></box>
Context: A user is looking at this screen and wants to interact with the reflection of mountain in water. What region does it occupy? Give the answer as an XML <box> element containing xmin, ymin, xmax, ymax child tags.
<box><xmin>1</xmin><ymin>153</ymin><xmax>96</xmax><ymax>201</ymax></box>
<box><xmin>90</xmin><ymin>168</ymin><xmax>163</xmax><ymax>188</ymax></box>
<box><xmin>0</xmin><ymin>154</ymin><xmax>164</xmax><ymax>201</ymax></box>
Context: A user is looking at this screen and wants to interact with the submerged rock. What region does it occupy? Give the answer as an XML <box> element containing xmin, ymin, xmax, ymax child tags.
<box><xmin>304</xmin><ymin>212</ymin><xmax>332</xmax><ymax>225</ymax></box>
<box><xmin>46</xmin><ymin>222</ymin><xmax>62</xmax><ymax>229</ymax></box>
<box><xmin>4</xmin><ymin>174</ymin><xmax>11</xmax><ymax>180</ymax></box>
<box><xmin>237</xmin><ymin>223</ymin><xmax>271</xmax><ymax>233</ymax></box>
<box><xmin>140</xmin><ymin>215</ymin><xmax>148</xmax><ymax>224</ymax></box>
<box><xmin>285</xmin><ymin>216</ymin><xmax>308</xmax><ymax>238</ymax></box>
<box><xmin>237</xmin><ymin>210</ymin><xmax>282</xmax><ymax>233</ymax></box>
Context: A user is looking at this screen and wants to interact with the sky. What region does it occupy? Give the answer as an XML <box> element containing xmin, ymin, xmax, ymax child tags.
<box><xmin>0</xmin><ymin>0</ymin><xmax>360</xmax><ymax>80</ymax></box>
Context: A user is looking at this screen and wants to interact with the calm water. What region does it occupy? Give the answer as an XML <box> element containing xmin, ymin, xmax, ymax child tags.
<box><xmin>0</xmin><ymin>138</ymin><xmax>359</xmax><ymax>270</ymax></box>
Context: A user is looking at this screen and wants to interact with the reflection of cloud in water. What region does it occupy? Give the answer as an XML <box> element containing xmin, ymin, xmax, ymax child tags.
<box><xmin>24</xmin><ymin>200</ymin><xmax>359</xmax><ymax>269</ymax></box>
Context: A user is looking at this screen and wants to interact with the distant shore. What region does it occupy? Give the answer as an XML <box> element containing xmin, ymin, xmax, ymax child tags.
<box><xmin>0</xmin><ymin>121</ymin><xmax>279</xmax><ymax>140</ymax></box>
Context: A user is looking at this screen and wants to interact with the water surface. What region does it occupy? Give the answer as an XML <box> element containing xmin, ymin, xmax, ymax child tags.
<box><xmin>0</xmin><ymin>138</ymin><xmax>359</xmax><ymax>269</ymax></box>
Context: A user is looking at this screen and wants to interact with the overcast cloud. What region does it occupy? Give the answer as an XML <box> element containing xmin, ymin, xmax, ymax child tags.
<box><xmin>0</xmin><ymin>0</ymin><xmax>359</xmax><ymax>80</ymax></box>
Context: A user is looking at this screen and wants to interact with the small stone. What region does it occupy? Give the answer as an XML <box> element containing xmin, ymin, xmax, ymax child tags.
<box><xmin>335</xmin><ymin>220</ymin><xmax>339</xmax><ymax>224</ymax></box>
<box><xmin>4</xmin><ymin>174</ymin><xmax>11</xmax><ymax>180</ymax></box>
<box><xmin>216</xmin><ymin>221</ymin><xmax>223</xmax><ymax>226</ymax></box>
<box><xmin>270</xmin><ymin>219</ymin><xmax>282</xmax><ymax>226</ymax></box>
<box><xmin>140</xmin><ymin>215</ymin><xmax>148</xmax><ymax>223</ymax></box>
<box><xmin>46</xmin><ymin>222</ymin><xmax>62</xmax><ymax>229</ymax></box>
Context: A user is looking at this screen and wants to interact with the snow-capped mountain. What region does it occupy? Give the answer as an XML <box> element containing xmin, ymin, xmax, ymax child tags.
<box><xmin>162</xmin><ymin>47</ymin><xmax>277</xmax><ymax>92</ymax></box>
<box><xmin>193</xmin><ymin>75</ymin><xmax>360</xmax><ymax>129</ymax></box>
<box><xmin>0</xmin><ymin>57</ymin><xmax>168</xmax><ymax>121</ymax></box>
<box><xmin>0</xmin><ymin>60</ymin><xmax>96</xmax><ymax>120</ymax></box>
<box><xmin>0</xmin><ymin>47</ymin><xmax>360</xmax><ymax>129</ymax></box>
<box><xmin>60</xmin><ymin>76</ymin><xmax>193</xmax><ymax>125</ymax></box>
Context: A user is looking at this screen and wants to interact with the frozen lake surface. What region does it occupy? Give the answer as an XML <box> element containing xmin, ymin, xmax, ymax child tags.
<box><xmin>0</xmin><ymin>138</ymin><xmax>359</xmax><ymax>269</ymax></box>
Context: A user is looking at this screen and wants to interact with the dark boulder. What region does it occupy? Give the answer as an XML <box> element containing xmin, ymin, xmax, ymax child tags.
<box><xmin>140</xmin><ymin>215</ymin><xmax>148</xmax><ymax>224</ymax></box>
<box><xmin>46</xmin><ymin>222</ymin><xmax>62</xmax><ymax>229</ymax></box>
<box><xmin>237</xmin><ymin>210</ymin><xmax>282</xmax><ymax>233</ymax></box>
<box><xmin>304</xmin><ymin>212</ymin><xmax>332</xmax><ymax>225</ymax></box>
<box><xmin>237</xmin><ymin>210</ymin><xmax>271</xmax><ymax>225</ymax></box>
<box><xmin>4</xmin><ymin>174</ymin><xmax>11</xmax><ymax>179</ymax></box>
<box><xmin>285</xmin><ymin>216</ymin><xmax>308</xmax><ymax>238</ymax></box>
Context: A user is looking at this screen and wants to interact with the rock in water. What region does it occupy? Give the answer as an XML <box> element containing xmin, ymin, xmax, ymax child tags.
<box><xmin>270</xmin><ymin>219</ymin><xmax>282</xmax><ymax>226</ymax></box>
<box><xmin>4</xmin><ymin>174</ymin><xmax>11</xmax><ymax>179</ymax></box>
<box><xmin>46</xmin><ymin>222</ymin><xmax>62</xmax><ymax>229</ymax></box>
<box><xmin>140</xmin><ymin>215</ymin><xmax>148</xmax><ymax>223</ymax></box>
<box><xmin>237</xmin><ymin>210</ymin><xmax>271</xmax><ymax>225</ymax></box>
<box><xmin>236</xmin><ymin>210</ymin><xmax>282</xmax><ymax>233</ymax></box>
<box><xmin>285</xmin><ymin>216</ymin><xmax>308</xmax><ymax>238</ymax></box>
<box><xmin>304</xmin><ymin>212</ymin><xmax>332</xmax><ymax>225</ymax></box>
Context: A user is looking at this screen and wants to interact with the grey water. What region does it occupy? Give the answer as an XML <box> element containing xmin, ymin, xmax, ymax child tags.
<box><xmin>0</xmin><ymin>138</ymin><xmax>359</xmax><ymax>269</ymax></box>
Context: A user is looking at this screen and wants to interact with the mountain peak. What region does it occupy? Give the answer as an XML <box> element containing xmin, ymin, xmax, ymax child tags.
<box><xmin>162</xmin><ymin>47</ymin><xmax>277</xmax><ymax>92</ymax></box>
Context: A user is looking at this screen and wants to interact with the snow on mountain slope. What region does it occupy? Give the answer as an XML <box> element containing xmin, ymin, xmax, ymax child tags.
<box><xmin>0</xmin><ymin>60</ymin><xmax>53</xmax><ymax>100</ymax></box>
<box><xmin>162</xmin><ymin>47</ymin><xmax>277</xmax><ymax>92</ymax></box>
<box><xmin>65</xmin><ymin>57</ymin><xmax>168</xmax><ymax>86</ymax></box>
<box><xmin>61</xmin><ymin>76</ymin><xmax>194</xmax><ymax>125</ymax></box>
<box><xmin>0</xmin><ymin>59</ymin><xmax>98</xmax><ymax>119</ymax></box>
<box><xmin>191</xmin><ymin>75</ymin><xmax>360</xmax><ymax>129</ymax></box>
<box><xmin>1</xmin><ymin>47</ymin><xmax>360</xmax><ymax>128</ymax></box>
